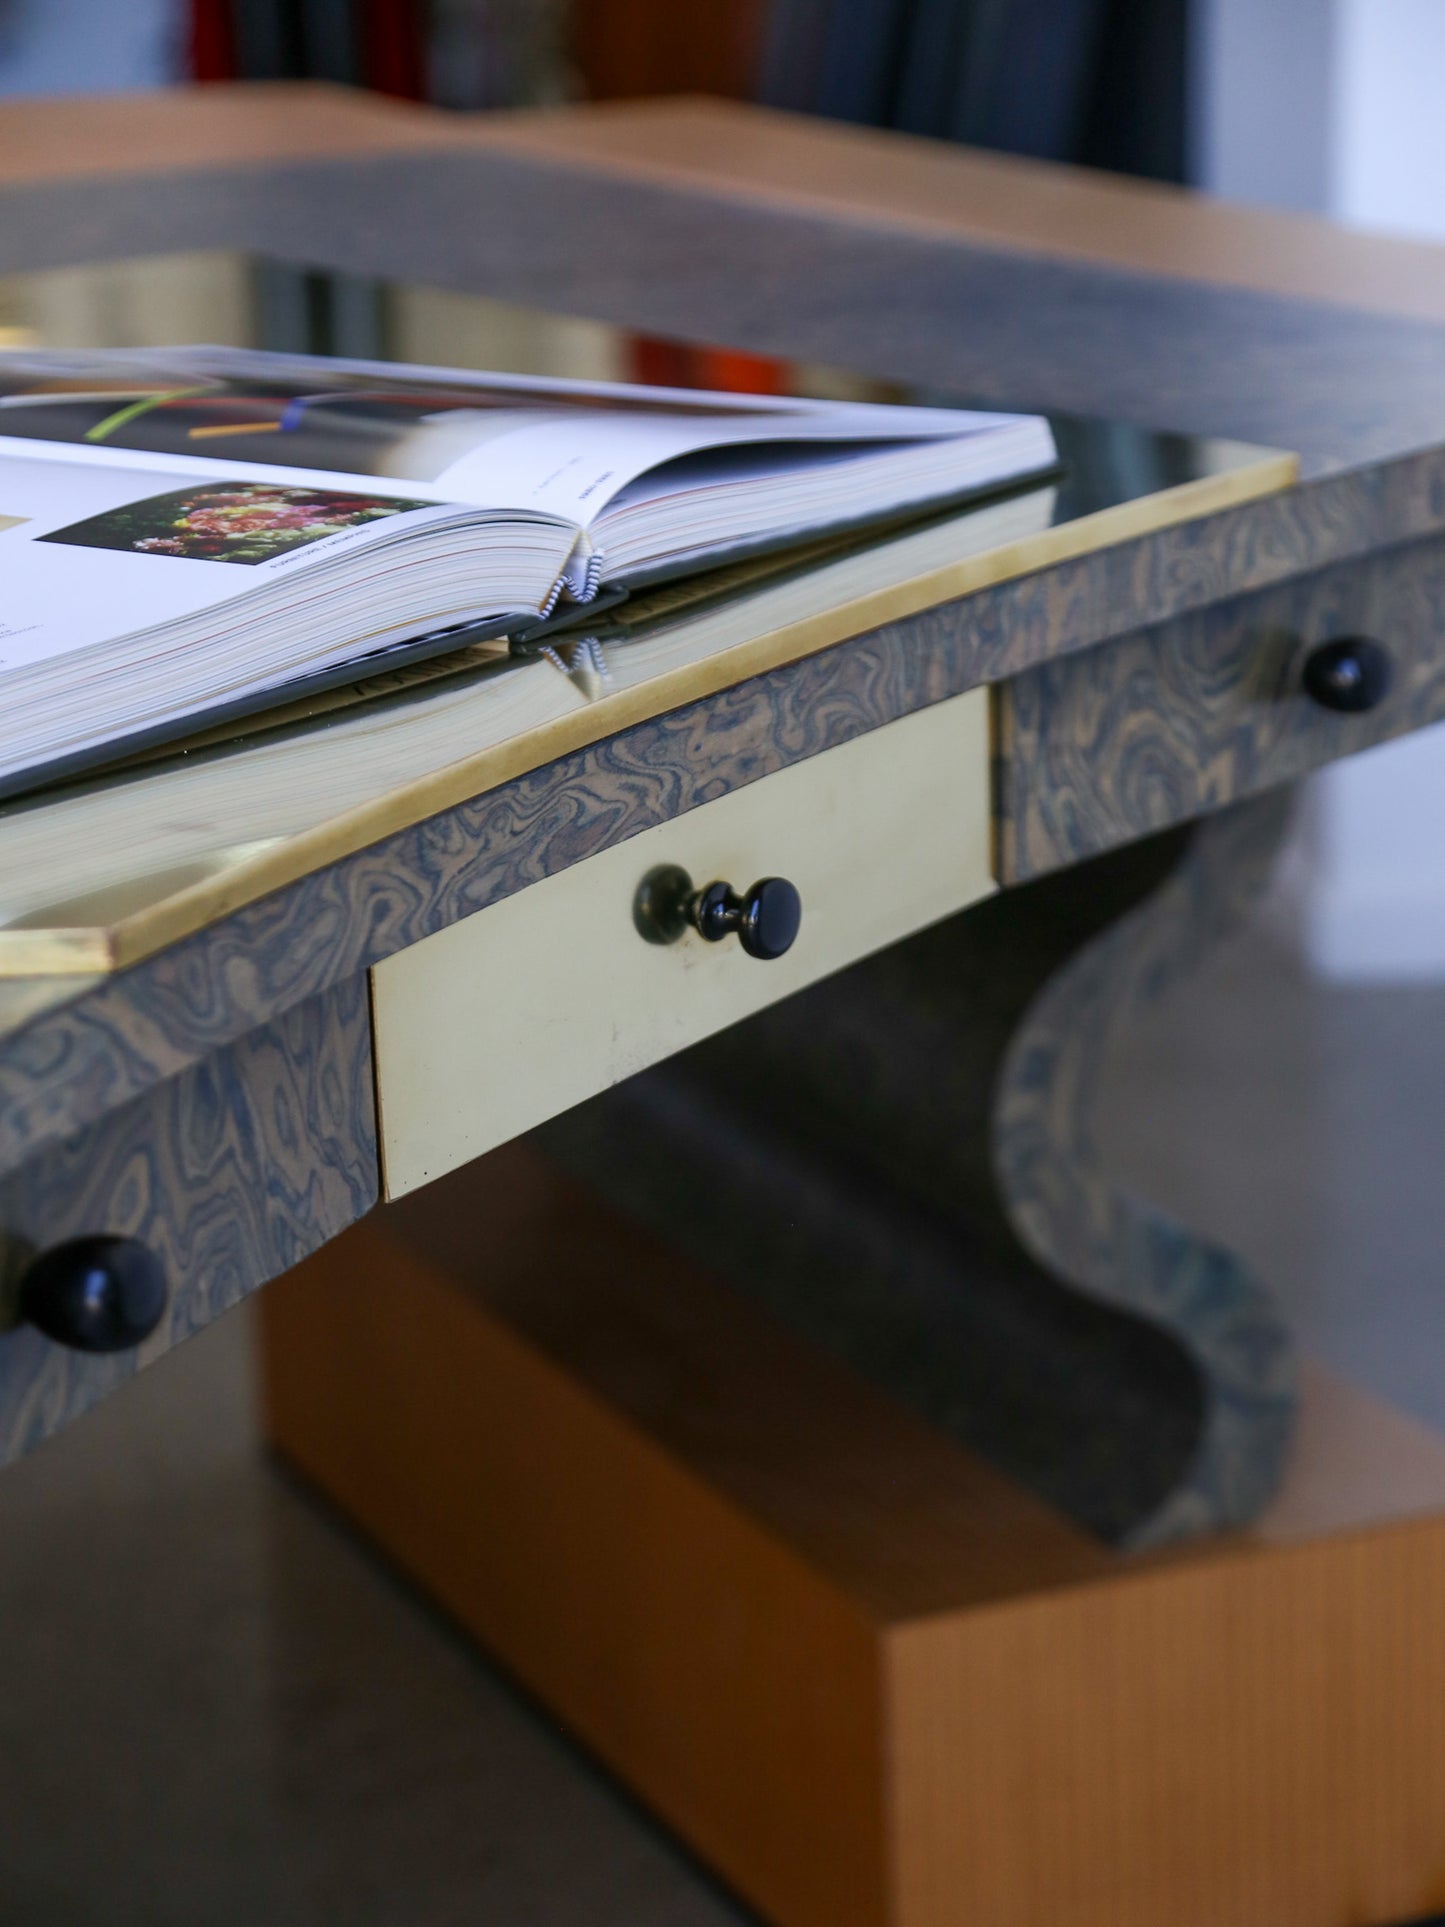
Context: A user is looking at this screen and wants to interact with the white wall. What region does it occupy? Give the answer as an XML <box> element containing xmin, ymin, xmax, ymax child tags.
<box><xmin>1196</xmin><ymin>0</ymin><xmax>1445</xmax><ymax>980</ymax></box>
<box><xmin>1191</xmin><ymin>0</ymin><xmax>1335</xmax><ymax>214</ymax></box>
<box><xmin>1334</xmin><ymin>0</ymin><xmax>1445</xmax><ymax>238</ymax></box>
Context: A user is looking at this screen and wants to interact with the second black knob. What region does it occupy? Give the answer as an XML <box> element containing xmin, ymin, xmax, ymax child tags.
<box><xmin>19</xmin><ymin>1235</ymin><xmax>169</xmax><ymax>1353</ymax></box>
<box><xmin>1302</xmin><ymin>636</ymin><xmax>1392</xmax><ymax>714</ymax></box>
<box><xmin>635</xmin><ymin>865</ymin><xmax>802</xmax><ymax>961</ymax></box>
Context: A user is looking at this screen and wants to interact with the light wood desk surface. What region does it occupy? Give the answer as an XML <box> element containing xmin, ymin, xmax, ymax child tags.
<box><xmin>8</xmin><ymin>84</ymin><xmax>1445</xmax><ymax>325</ymax></box>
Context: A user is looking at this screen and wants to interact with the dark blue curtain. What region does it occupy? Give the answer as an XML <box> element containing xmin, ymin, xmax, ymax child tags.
<box><xmin>759</xmin><ymin>0</ymin><xmax>1189</xmax><ymax>184</ymax></box>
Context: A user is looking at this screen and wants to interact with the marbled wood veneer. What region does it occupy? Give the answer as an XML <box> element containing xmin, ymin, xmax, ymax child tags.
<box><xmin>0</xmin><ymin>975</ymin><xmax>375</xmax><ymax>1463</ymax></box>
<box><xmin>0</xmin><ymin>631</ymin><xmax>947</xmax><ymax>1180</ymax></box>
<box><xmin>4</xmin><ymin>140</ymin><xmax>1445</xmax><ymax>1167</ymax></box>
<box><xmin>1</xmin><ymin>484</ymin><xmax>1440</xmax><ymax>1179</ymax></box>
<box><xmin>1000</xmin><ymin>528</ymin><xmax>1445</xmax><ymax>881</ymax></box>
<box><xmin>994</xmin><ymin>795</ymin><xmax>1298</xmax><ymax>1540</ymax></box>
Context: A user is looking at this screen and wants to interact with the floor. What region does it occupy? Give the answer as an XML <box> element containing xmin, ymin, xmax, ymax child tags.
<box><xmin>2</xmin><ymin>910</ymin><xmax>1445</xmax><ymax>1923</ymax></box>
<box><xmin>1101</xmin><ymin>923</ymin><xmax>1445</xmax><ymax>1435</ymax></box>
<box><xmin>0</xmin><ymin>1289</ymin><xmax>753</xmax><ymax>1927</ymax></box>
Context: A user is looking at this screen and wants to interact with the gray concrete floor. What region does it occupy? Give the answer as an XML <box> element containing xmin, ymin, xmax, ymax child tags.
<box><xmin>1101</xmin><ymin>926</ymin><xmax>1445</xmax><ymax>1435</ymax></box>
<box><xmin>1</xmin><ymin>915</ymin><xmax>1444</xmax><ymax>1923</ymax></box>
<box><xmin>0</xmin><ymin>1289</ymin><xmax>755</xmax><ymax>1925</ymax></box>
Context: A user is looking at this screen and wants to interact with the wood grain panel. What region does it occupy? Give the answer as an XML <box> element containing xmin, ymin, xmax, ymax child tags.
<box><xmin>998</xmin><ymin>528</ymin><xmax>1445</xmax><ymax>880</ymax></box>
<box><xmin>887</xmin><ymin>1524</ymin><xmax>1445</xmax><ymax>1927</ymax></box>
<box><xmin>263</xmin><ymin>1149</ymin><xmax>1445</xmax><ymax>1927</ymax></box>
<box><xmin>265</xmin><ymin>1220</ymin><xmax>892</xmax><ymax>1927</ymax></box>
<box><xmin>260</xmin><ymin>1147</ymin><xmax>1103</xmax><ymax>1927</ymax></box>
<box><xmin>0</xmin><ymin>972</ymin><xmax>375</xmax><ymax>1463</ymax></box>
<box><xmin>369</xmin><ymin>1147</ymin><xmax>1112</xmax><ymax>1620</ymax></box>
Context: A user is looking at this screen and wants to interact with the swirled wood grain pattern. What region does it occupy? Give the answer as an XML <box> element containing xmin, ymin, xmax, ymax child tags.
<box><xmin>993</xmin><ymin>794</ymin><xmax>1297</xmax><ymax>1543</ymax></box>
<box><xmin>3</xmin><ymin>110</ymin><xmax>1445</xmax><ymax>1471</ymax></box>
<box><xmin>0</xmin><ymin>628</ymin><xmax>963</xmax><ymax>1181</ymax></box>
<box><xmin>540</xmin><ymin>798</ymin><xmax>1296</xmax><ymax>1546</ymax></box>
<box><xmin>0</xmin><ymin>973</ymin><xmax>375</xmax><ymax>1463</ymax></box>
<box><xmin>999</xmin><ymin>529</ymin><xmax>1445</xmax><ymax>880</ymax></box>
<box><xmin>4</xmin><ymin>494</ymin><xmax>1445</xmax><ymax>1182</ymax></box>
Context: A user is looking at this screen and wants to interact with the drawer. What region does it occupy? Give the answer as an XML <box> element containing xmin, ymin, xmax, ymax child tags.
<box><xmin>996</xmin><ymin>531</ymin><xmax>1445</xmax><ymax>882</ymax></box>
<box><xmin>371</xmin><ymin>688</ymin><xmax>993</xmax><ymax>1197</ymax></box>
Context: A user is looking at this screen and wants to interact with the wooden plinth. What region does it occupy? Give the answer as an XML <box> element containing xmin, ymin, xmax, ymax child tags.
<box><xmin>257</xmin><ymin>1143</ymin><xmax>1445</xmax><ymax>1927</ymax></box>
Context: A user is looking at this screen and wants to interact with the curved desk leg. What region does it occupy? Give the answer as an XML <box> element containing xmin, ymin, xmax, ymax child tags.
<box><xmin>991</xmin><ymin>794</ymin><xmax>1298</xmax><ymax>1544</ymax></box>
<box><xmin>539</xmin><ymin>793</ymin><xmax>1300</xmax><ymax>1547</ymax></box>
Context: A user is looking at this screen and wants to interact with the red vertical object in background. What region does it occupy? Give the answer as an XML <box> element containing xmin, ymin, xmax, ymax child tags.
<box><xmin>694</xmin><ymin>347</ymin><xmax>788</xmax><ymax>394</ymax></box>
<box><xmin>187</xmin><ymin>0</ymin><xmax>236</xmax><ymax>80</ymax></box>
<box><xmin>361</xmin><ymin>0</ymin><xmax>427</xmax><ymax>98</ymax></box>
<box><xmin>629</xmin><ymin>337</ymin><xmax>789</xmax><ymax>396</ymax></box>
<box><xmin>628</xmin><ymin>338</ymin><xmax>701</xmax><ymax>389</ymax></box>
<box><xmin>572</xmin><ymin>0</ymin><xmax>770</xmax><ymax>100</ymax></box>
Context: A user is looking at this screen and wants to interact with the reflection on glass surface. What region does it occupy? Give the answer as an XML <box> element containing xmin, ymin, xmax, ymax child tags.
<box><xmin>1</xmin><ymin>249</ymin><xmax>1262</xmax><ymax>519</ymax></box>
<box><xmin>0</xmin><ymin>251</ymin><xmax>1286</xmax><ymax>954</ymax></box>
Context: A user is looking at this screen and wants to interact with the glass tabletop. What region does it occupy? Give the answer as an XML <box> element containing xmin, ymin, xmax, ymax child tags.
<box><xmin>0</xmin><ymin>249</ymin><xmax>1290</xmax><ymax>973</ymax></box>
<box><xmin>0</xmin><ymin>246</ymin><xmax>1266</xmax><ymax>520</ymax></box>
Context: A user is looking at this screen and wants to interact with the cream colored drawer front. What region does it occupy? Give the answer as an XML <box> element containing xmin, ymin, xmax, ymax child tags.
<box><xmin>372</xmin><ymin>688</ymin><xmax>994</xmax><ymax>1197</ymax></box>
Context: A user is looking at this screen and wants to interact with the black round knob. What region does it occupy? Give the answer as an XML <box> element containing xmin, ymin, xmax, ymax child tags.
<box><xmin>633</xmin><ymin>865</ymin><xmax>802</xmax><ymax>960</ymax></box>
<box><xmin>633</xmin><ymin>863</ymin><xmax>694</xmax><ymax>946</ymax></box>
<box><xmin>1302</xmin><ymin>636</ymin><xmax>1392</xmax><ymax>713</ymax></box>
<box><xmin>692</xmin><ymin>877</ymin><xmax>802</xmax><ymax>960</ymax></box>
<box><xmin>19</xmin><ymin>1236</ymin><xmax>168</xmax><ymax>1353</ymax></box>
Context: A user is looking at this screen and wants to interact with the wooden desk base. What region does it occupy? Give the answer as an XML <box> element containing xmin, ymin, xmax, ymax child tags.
<box><xmin>259</xmin><ymin>1145</ymin><xmax>1445</xmax><ymax>1927</ymax></box>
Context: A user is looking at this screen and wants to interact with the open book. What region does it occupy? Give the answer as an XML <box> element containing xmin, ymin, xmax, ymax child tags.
<box><xmin>0</xmin><ymin>346</ymin><xmax>1056</xmax><ymax>798</ymax></box>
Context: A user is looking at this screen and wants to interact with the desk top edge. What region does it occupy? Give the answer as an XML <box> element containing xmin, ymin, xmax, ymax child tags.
<box><xmin>7</xmin><ymin>87</ymin><xmax>1445</xmax><ymax>329</ymax></box>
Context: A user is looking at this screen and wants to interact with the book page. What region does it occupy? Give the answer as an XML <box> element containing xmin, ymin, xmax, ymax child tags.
<box><xmin>0</xmin><ymin>346</ymin><xmax>1037</xmax><ymax>528</ymax></box>
<box><xmin>0</xmin><ymin>447</ymin><xmax>464</xmax><ymax>675</ymax></box>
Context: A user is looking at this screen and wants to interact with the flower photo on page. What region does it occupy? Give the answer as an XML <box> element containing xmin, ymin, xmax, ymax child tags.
<box><xmin>38</xmin><ymin>481</ymin><xmax>431</xmax><ymax>565</ymax></box>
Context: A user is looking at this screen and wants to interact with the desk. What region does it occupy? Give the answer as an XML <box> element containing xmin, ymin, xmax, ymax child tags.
<box><xmin>5</xmin><ymin>85</ymin><xmax>1445</xmax><ymax>1926</ymax></box>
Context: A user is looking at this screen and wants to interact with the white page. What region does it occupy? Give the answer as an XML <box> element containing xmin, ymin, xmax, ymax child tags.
<box><xmin>0</xmin><ymin>449</ymin><xmax>464</xmax><ymax>674</ymax></box>
<box><xmin>0</xmin><ymin>348</ymin><xmax>1055</xmax><ymax>759</ymax></box>
<box><xmin>0</xmin><ymin>346</ymin><xmax>1040</xmax><ymax>528</ymax></box>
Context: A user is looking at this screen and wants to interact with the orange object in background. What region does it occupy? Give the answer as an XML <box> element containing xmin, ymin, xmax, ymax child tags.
<box><xmin>572</xmin><ymin>0</ymin><xmax>768</xmax><ymax>102</ymax></box>
<box><xmin>628</xmin><ymin>335</ymin><xmax>789</xmax><ymax>394</ymax></box>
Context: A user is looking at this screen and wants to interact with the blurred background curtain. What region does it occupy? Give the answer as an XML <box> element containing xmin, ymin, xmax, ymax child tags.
<box><xmin>173</xmin><ymin>0</ymin><xmax>1188</xmax><ymax>182</ymax></box>
<box><xmin>185</xmin><ymin>0</ymin><xmax>572</xmax><ymax>109</ymax></box>
<box><xmin>758</xmin><ymin>0</ymin><xmax>1188</xmax><ymax>182</ymax></box>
